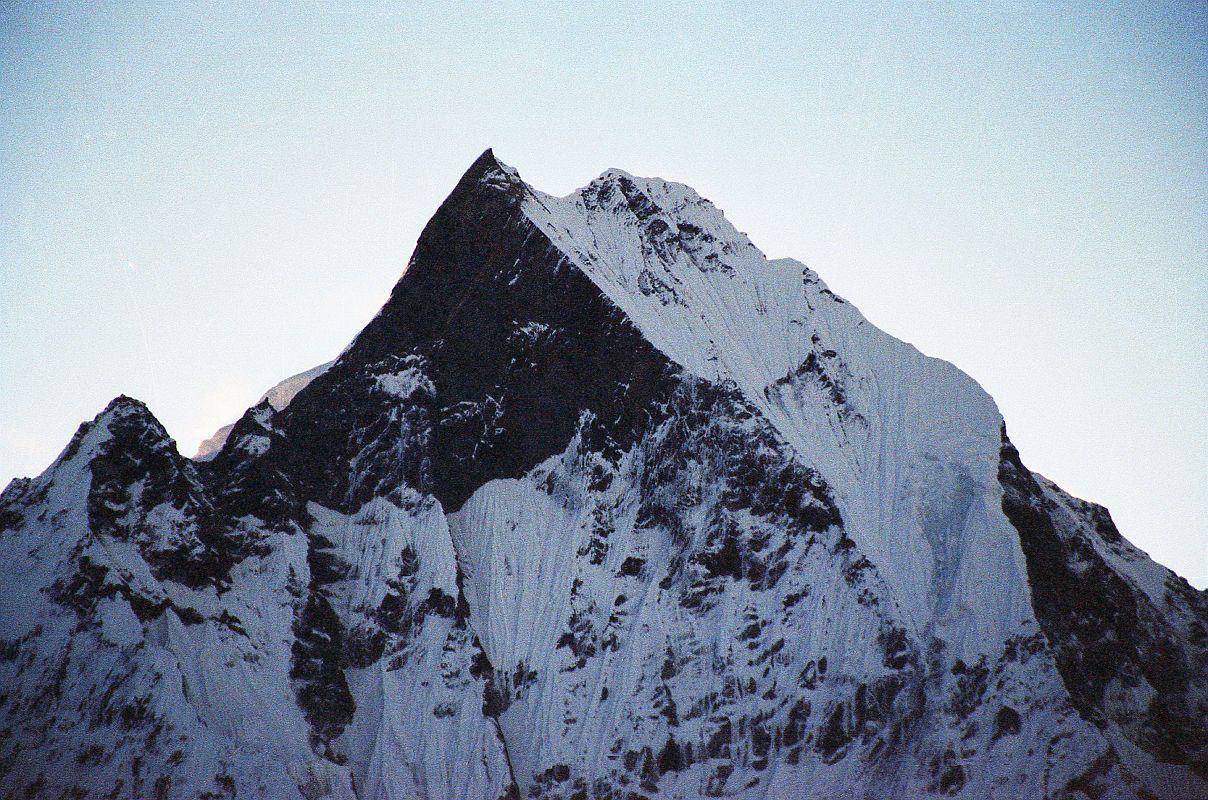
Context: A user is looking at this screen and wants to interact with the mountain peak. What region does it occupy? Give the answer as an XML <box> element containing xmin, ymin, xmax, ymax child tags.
<box><xmin>91</xmin><ymin>395</ymin><xmax>177</xmax><ymax>456</ymax></box>
<box><xmin>98</xmin><ymin>393</ymin><xmax>152</xmax><ymax>418</ymax></box>
<box><xmin>3</xmin><ymin>155</ymin><xmax>1205</xmax><ymax>800</ymax></box>
<box><xmin>452</xmin><ymin>147</ymin><xmax>524</xmax><ymax>198</ymax></box>
<box><xmin>90</xmin><ymin>394</ymin><xmax>174</xmax><ymax>447</ymax></box>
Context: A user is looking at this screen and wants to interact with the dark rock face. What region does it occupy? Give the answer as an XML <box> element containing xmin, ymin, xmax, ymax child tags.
<box><xmin>79</xmin><ymin>397</ymin><xmax>264</xmax><ymax>591</ymax></box>
<box><xmin>277</xmin><ymin>150</ymin><xmax>680</xmax><ymax>515</ymax></box>
<box><xmin>291</xmin><ymin>549</ymin><xmax>357</xmax><ymax>751</ymax></box>
<box><xmin>999</xmin><ymin>428</ymin><xmax>1208</xmax><ymax>777</ymax></box>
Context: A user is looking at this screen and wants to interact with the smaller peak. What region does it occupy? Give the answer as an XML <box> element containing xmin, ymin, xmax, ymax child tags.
<box><xmin>99</xmin><ymin>394</ymin><xmax>152</xmax><ymax>418</ymax></box>
<box><xmin>44</xmin><ymin>395</ymin><xmax>169</xmax><ymax>472</ymax></box>
<box><xmin>585</xmin><ymin>168</ymin><xmax>706</xmax><ymax>209</ymax></box>
<box><xmin>598</xmin><ymin>167</ymin><xmax>637</xmax><ymax>181</ymax></box>
<box><xmin>93</xmin><ymin>394</ymin><xmax>170</xmax><ymax>441</ymax></box>
<box><xmin>591</xmin><ymin>168</ymin><xmax>651</xmax><ymax>193</ymax></box>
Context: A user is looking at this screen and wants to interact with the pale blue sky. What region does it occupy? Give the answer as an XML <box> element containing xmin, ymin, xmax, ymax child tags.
<box><xmin>1</xmin><ymin>2</ymin><xmax>1204</xmax><ymax>586</ymax></box>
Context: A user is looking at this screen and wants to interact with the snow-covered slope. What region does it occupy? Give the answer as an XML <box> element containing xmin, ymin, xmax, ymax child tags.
<box><xmin>522</xmin><ymin>171</ymin><xmax>1032</xmax><ymax>659</ymax></box>
<box><xmin>1</xmin><ymin>150</ymin><xmax>1204</xmax><ymax>800</ymax></box>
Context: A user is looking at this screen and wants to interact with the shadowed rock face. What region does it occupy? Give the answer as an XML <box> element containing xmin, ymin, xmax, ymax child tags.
<box><xmin>1</xmin><ymin>151</ymin><xmax>1205</xmax><ymax>800</ymax></box>
<box><xmin>999</xmin><ymin>430</ymin><xmax>1208</xmax><ymax>778</ymax></box>
<box><xmin>277</xmin><ymin>149</ymin><xmax>683</xmax><ymax>515</ymax></box>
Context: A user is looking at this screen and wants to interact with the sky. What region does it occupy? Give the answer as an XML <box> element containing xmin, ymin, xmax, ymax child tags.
<box><xmin>1</xmin><ymin>1</ymin><xmax>1204</xmax><ymax>587</ymax></box>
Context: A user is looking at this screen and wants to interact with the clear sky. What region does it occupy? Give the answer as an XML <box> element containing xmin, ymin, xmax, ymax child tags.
<box><xmin>1</xmin><ymin>2</ymin><xmax>1204</xmax><ymax>587</ymax></box>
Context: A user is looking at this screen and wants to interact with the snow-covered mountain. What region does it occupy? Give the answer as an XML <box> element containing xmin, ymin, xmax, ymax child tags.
<box><xmin>2</xmin><ymin>150</ymin><xmax>1204</xmax><ymax>800</ymax></box>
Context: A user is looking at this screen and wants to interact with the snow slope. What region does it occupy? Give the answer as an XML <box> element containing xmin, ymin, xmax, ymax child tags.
<box><xmin>522</xmin><ymin>171</ymin><xmax>1033</xmax><ymax>659</ymax></box>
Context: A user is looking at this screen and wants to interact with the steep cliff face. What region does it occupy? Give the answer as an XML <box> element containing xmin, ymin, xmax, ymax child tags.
<box><xmin>1</xmin><ymin>151</ymin><xmax>1204</xmax><ymax>800</ymax></box>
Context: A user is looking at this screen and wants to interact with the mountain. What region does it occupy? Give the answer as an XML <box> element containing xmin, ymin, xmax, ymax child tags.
<box><xmin>194</xmin><ymin>361</ymin><xmax>334</xmax><ymax>460</ymax></box>
<box><xmin>1</xmin><ymin>150</ymin><xmax>1204</xmax><ymax>800</ymax></box>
